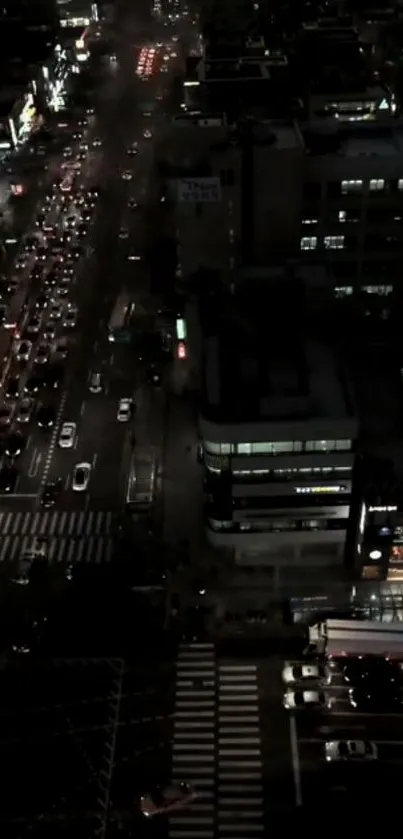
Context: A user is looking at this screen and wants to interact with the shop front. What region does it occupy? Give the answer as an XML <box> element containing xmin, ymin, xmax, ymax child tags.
<box><xmin>41</xmin><ymin>45</ymin><xmax>71</xmax><ymax>112</ymax></box>
<box><xmin>8</xmin><ymin>91</ymin><xmax>42</xmax><ymax>148</ymax></box>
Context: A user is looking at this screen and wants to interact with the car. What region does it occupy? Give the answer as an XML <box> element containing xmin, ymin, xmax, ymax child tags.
<box><xmin>31</xmin><ymin>263</ymin><xmax>45</xmax><ymax>282</ymax></box>
<box><xmin>62</xmin><ymin>261</ymin><xmax>75</xmax><ymax>276</ymax></box>
<box><xmin>53</xmin><ymin>338</ymin><xmax>69</xmax><ymax>359</ymax></box>
<box><xmin>324</xmin><ymin>740</ymin><xmax>378</xmax><ymax>763</ymax></box>
<box><xmin>128</xmin><ymin>198</ymin><xmax>138</xmax><ymax>209</ymax></box>
<box><xmin>342</xmin><ymin>656</ymin><xmax>399</xmax><ymax>685</ymax></box>
<box><xmin>0</xmin><ymin>405</ymin><xmax>13</xmax><ymax>427</ymax></box>
<box><xmin>5</xmin><ymin>377</ymin><xmax>20</xmax><ymax>400</ymax></box>
<box><xmin>55</xmin><ymin>277</ymin><xmax>71</xmax><ymax>296</ymax></box>
<box><xmin>283</xmin><ymin>689</ymin><xmax>331</xmax><ymax>711</ymax></box>
<box><xmin>15</xmin><ymin>340</ymin><xmax>32</xmax><ymax>362</ymax></box>
<box><xmin>45</xmin><ymin>363</ymin><xmax>64</xmax><ymax>389</ymax></box>
<box><xmin>147</xmin><ymin>364</ymin><xmax>161</xmax><ymax>386</ymax></box>
<box><xmin>25</xmin><ymin>315</ymin><xmax>42</xmax><ymax>335</ymax></box>
<box><xmin>89</xmin><ymin>371</ymin><xmax>103</xmax><ymax>394</ymax></box>
<box><xmin>65</xmin><ymin>215</ymin><xmax>76</xmax><ymax>229</ymax></box>
<box><xmin>35</xmin><ymin>213</ymin><xmax>46</xmax><ymax>228</ymax></box>
<box><xmin>25</xmin><ymin>375</ymin><xmax>43</xmax><ymax>395</ymax></box>
<box><xmin>119</xmin><ymin>227</ymin><xmax>129</xmax><ymax>239</ymax></box>
<box><xmin>72</xmin><ymin>462</ymin><xmax>91</xmax><ymax>492</ymax></box>
<box><xmin>37</xmin><ymin>404</ymin><xmax>55</xmax><ymax>428</ymax></box>
<box><xmin>43</xmin><ymin>325</ymin><xmax>57</xmax><ymax>342</ymax></box>
<box><xmin>76</xmin><ymin>224</ymin><xmax>87</xmax><ymax>239</ymax></box>
<box><xmin>349</xmin><ymin>683</ymin><xmax>402</xmax><ymax>712</ymax></box>
<box><xmin>63</xmin><ymin>307</ymin><xmax>77</xmax><ymax>329</ymax></box>
<box><xmin>282</xmin><ymin>662</ymin><xmax>331</xmax><ymax>686</ymax></box>
<box><xmin>36</xmin><ymin>246</ymin><xmax>48</xmax><ymax>262</ymax></box>
<box><xmin>48</xmin><ymin>301</ymin><xmax>63</xmax><ymax>321</ymax></box>
<box><xmin>122</xmin><ymin>170</ymin><xmax>133</xmax><ymax>181</ymax></box>
<box><xmin>143</xmin><ymin>129</ymin><xmax>152</xmax><ymax>139</ymax></box>
<box><xmin>4</xmin><ymin>432</ymin><xmax>25</xmax><ymax>458</ymax></box>
<box><xmin>41</xmin><ymin>478</ymin><xmax>62</xmax><ymax>508</ymax></box>
<box><xmin>0</xmin><ymin>464</ymin><xmax>18</xmax><ymax>493</ymax></box>
<box><xmin>92</xmin><ymin>137</ymin><xmax>102</xmax><ymax>147</ymax></box>
<box><xmin>16</xmin><ymin>398</ymin><xmax>33</xmax><ymax>424</ymax></box>
<box><xmin>35</xmin><ymin>343</ymin><xmax>50</xmax><ymax>366</ymax></box>
<box><xmin>140</xmin><ymin>783</ymin><xmax>197</xmax><ymax>818</ymax></box>
<box><xmin>43</xmin><ymin>270</ymin><xmax>58</xmax><ymax>289</ymax></box>
<box><xmin>117</xmin><ymin>397</ymin><xmax>133</xmax><ymax>422</ymax></box>
<box><xmin>35</xmin><ymin>293</ymin><xmax>49</xmax><ymax>310</ymax></box>
<box><xmin>127</xmin><ymin>146</ymin><xmax>138</xmax><ymax>156</ymax></box>
<box><xmin>59</xmin><ymin>422</ymin><xmax>76</xmax><ymax>448</ymax></box>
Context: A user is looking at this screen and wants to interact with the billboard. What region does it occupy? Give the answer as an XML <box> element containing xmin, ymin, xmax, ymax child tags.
<box><xmin>177</xmin><ymin>176</ymin><xmax>221</xmax><ymax>203</ymax></box>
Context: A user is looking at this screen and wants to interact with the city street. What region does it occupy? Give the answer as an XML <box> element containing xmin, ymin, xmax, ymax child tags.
<box><xmin>0</xmin><ymin>0</ymin><xmax>194</xmax><ymax>565</ymax></box>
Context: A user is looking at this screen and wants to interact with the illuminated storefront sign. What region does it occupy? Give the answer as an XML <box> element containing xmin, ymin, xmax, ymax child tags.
<box><xmin>60</xmin><ymin>16</ymin><xmax>90</xmax><ymax>27</ymax></box>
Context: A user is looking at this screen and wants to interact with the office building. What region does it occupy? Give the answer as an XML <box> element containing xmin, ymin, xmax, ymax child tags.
<box><xmin>198</xmin><ymin>274</ymin><xmax>357</xmax><ymax>593</ymax></box>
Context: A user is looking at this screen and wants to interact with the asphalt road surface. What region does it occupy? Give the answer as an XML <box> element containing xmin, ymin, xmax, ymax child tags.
<box><xmin>0</xmin><ymin>0</ymin><xmax>193</xmax><ymax>563</ymax></box>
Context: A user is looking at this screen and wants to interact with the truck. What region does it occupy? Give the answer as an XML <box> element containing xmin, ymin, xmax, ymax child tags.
<box><xmin>306</xmin><ymin>618</ymin><xmax>403</xmax><ymax>659</ymax></box>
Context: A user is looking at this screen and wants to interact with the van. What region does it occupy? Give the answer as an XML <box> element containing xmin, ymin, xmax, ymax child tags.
<box><xmin>89</xmin><ymin>371</ymin><xmax>102</xmax><ymax>394</ymax></box>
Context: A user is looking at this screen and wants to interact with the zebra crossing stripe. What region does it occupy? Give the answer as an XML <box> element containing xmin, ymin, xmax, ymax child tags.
<box><xmin>0</xmin><ymin>510</ymin><xmax>113</xmax><ymax>537</ymax></box>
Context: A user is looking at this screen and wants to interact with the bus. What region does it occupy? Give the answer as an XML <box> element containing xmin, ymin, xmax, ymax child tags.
<box><xmin>108</xmin><ymin>293</ymin><xmax>136</xmax><ymax>343</ymax></box>
<box><xmin>126</xmin><ymin>447</ymin><xmax>156</xmax><ymax>511</ymax></box>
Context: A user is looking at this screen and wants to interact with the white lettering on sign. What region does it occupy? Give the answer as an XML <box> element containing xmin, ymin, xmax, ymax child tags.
<box><xmin>177</xmin><ymin>177</ymin><xmax>221</xmax><ymax>203</ymax></box>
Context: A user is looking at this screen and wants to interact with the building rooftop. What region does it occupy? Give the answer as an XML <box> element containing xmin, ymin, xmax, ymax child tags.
<box><xmin>201</xmin><ymin>279</ymin><xmax>354</xmax><ymax>424</ymax></box>
<box><xmin>301</xmin><ymin>123</ymin><xmax>403</xmax><ymax>157</ymax></box>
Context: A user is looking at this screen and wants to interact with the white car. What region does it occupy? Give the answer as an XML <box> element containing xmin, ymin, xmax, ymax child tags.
<box><xmin>59</xmin><ymin>422</ymin><xmax>76</xmax><ymax>449</ymax></box>
<box><xmin>117</xmin><ymin>397</ymin><xmax>133</xmax><ymax>422</ymax></box>
<box><xmin>122</xmin><ymin>170</ymin><xmax>133</xmax><ymax>181</ymax></box>
<box><xmin>282</xmin><ymin>662</ymin><xmax>331</xmax><ymax>686</ymax></box>
<box><xmin>14</xmin><ymin>340</ymin><xmax>32</xmax><ymax>362</ymax></box>
<box><xmin>143</xmin><ymin>129</ymin><xmax>152</xmax><ymax>139</ymax></box>
<box><xmin>283</xmin><ymin>689</ymin><xmax>331</xmax><ymax>711</ymax></box>
<box><xmin>325</xmin><ymin>740</ymin><xmax>378</xmax><ymax>763</ymax></box>
<box><xmin>119</xmin><ymin>227</ymin><xmax>129</xmax><ymax>239</ymax></box>
<box><xmin>72</xmin><ymin>462</ymin><xmax>91</xmax><ymax>491</ymax></box>
<box><xmin>89</xmin><ymin>372</ymin><xmax>102</xmax><ymax>394</ymax></box>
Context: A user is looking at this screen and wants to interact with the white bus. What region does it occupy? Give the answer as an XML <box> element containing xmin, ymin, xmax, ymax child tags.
<box><xmin>126</xmin><ymin>447</ymin><xmax>156</xmax><ymax>511</ymax></box>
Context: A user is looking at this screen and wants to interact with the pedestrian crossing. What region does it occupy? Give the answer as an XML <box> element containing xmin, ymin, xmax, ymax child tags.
<box><xmin>0</xmin><ymin>510</ymin><xmax>113</xmax><ymax>537</ymax></box>
<box><xmin>171</xmin><ymin>642</ymin><xmax>264</xmax><ymax>839</ymax></box>
<box><xmin>0</xmin><ymin>511</ymin><xmax>114</xmax><ymax>565</ymax></box>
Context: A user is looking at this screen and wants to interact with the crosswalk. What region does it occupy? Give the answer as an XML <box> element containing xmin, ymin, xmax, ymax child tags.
<box><xmin>171</xmin><ymin>642</ymin><xmax>264</xmax><ymax>839</ymax></box>
<box><xmin>0</xmin><ymin>511</ymin><xmax>114</xmax><ymax>565</ymax></box>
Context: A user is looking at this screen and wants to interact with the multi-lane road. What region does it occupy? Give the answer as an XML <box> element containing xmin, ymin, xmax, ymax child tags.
<box><xmin>0</xmin><ymin>1</ymin><xmax>192</xmax><ymax>565</ymax></box>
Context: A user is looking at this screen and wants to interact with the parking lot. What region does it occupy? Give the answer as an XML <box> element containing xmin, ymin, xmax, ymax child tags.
<box><xmin>287</xmin><ymin>657</ymin><xmax>403</xmax><ymax>805</ymax></box>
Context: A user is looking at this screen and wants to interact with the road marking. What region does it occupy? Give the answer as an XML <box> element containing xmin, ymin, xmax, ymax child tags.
<box><xmin>92</xmin><ymin>452</ymin><xmax>98</xmax><ymax>467</ymax></box>
<box><xmin>80</xmin><ymin>401</ymin><xmax>86</xmax><ymax>415</ymax></box>
<box><xmin>40</xmin><ymin>390</ymin><xmax>67</xmax><ymax>489</ymax></box>
<box><xmin>27</xmin><ymin>448</ymin><xmax>40</xmax><ymax>478</ymax></box>
<box><xmin>289</xmin><ymin>714</ymin><xmax>302</xmax><ymax>807</ymax></box>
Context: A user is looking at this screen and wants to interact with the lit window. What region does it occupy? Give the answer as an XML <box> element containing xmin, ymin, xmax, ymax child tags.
<box><xmin>334</xmin><ymin>286</ymin><xmax>353</xmax><ymax>298</ymax></box>
<box><xmin>369</xmin><ymin>178</ymin><xmax>384</xmax><ymax>192</ymax></box>
<box><xmin>341</xmin><ymin>179</ymin><xmax>363</xmax><ymax>194</ymax></box>
<box><xmin>301</xmin><ymin>218</ymin><xmax>318</xmax><ymax>225</ymax></box>
<box><xmin>300</xmin><ymin>236</ymin><xmax>317</xmax><ymax>251</ymax></box>
<box><xmin>324</xmin><ymin>235</ymin><xmax>345</xmax><ymax>250</ymax></box>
